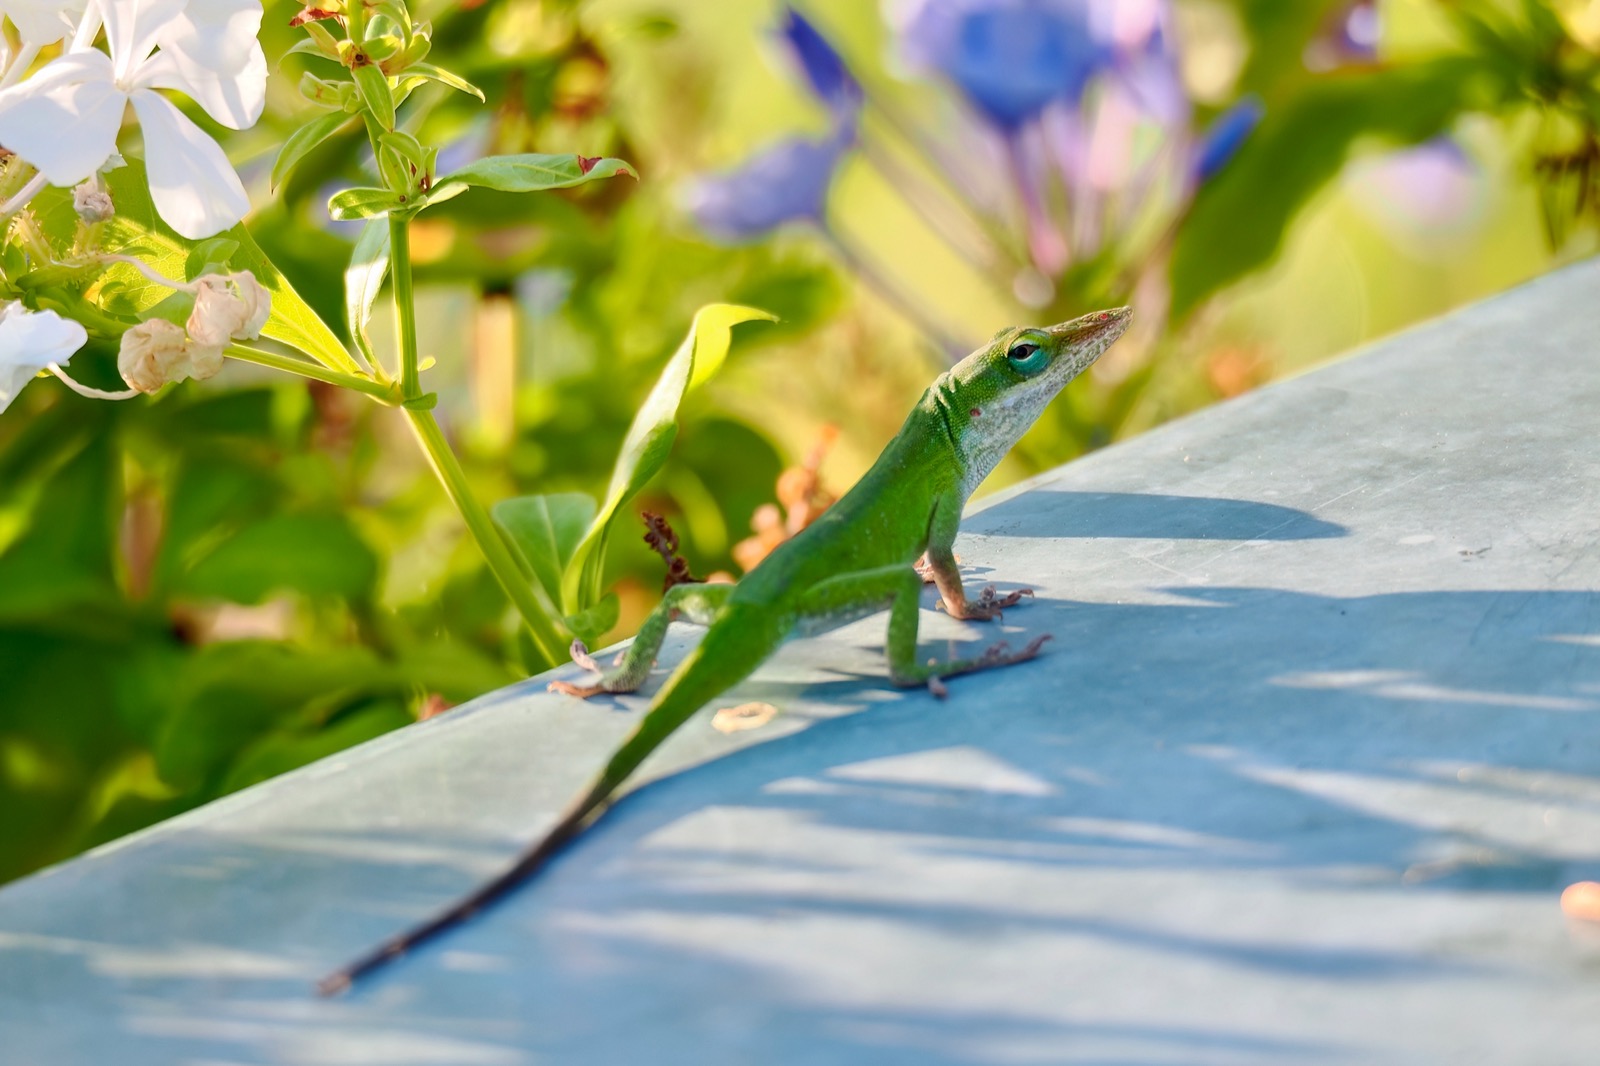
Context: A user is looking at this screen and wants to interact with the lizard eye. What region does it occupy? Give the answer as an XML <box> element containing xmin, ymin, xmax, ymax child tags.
<box><xmin>1006</xmin><ymin>340</ymin><xmax>1047</xmax><ymax>375</ymax></box>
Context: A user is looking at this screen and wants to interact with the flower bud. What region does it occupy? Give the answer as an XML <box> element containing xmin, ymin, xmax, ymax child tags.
<box><xmin>186</xmin><ymin>271</ymin><xmax>271</xmax><ymax>348</ymax></box>
<box><xmin>118</xmin><ymin>319</ymin><xmax>224</xmax><ymax>393</ymax></box>
<box><xmin>73</xmin><ymin>180</ymin><xmax>114</xmax><ymax>223</ymax></box>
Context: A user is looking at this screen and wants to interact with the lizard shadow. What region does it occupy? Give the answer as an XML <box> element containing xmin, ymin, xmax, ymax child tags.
<box><xmin>7</xmin><ymin>586</ymin><xmax>1600</xmax><ymax>1065</ymax></box>
<box><xmin>336</xmin><ymin>583</ymin><xmax>1598</xmax><ymax>1061</ymax></box>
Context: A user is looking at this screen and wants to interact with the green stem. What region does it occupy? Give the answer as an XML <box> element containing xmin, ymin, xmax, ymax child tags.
<box><xmin>405</xmin><ymin>406</ymin><xmax>571</xmax><ymax>665</ymax></box>
<box><xmin>225</xmin><ymin>343</ymin><xmax>399</xmax><ymax>401</ymax></box>
<box><xmin>389</xmin><ymin>215</ymin><xmax>421</xmax><ymax>401</ymax></box>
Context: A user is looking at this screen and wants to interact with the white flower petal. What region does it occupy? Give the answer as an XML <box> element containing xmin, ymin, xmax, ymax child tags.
<box><xmin>135</xmin><ymin>41</ymin><xmax>264</xmax><ymax>130</ymax></box>
<box><xmin>0</xmin><ymin>362</ymin><xmax>39</xmax><ymax>410</ymax></box>
<box><xmin>101</xmin><ymin>0</ymin><xmax>186</xmax><ymax>84</ymax></box>
<box><xmin>130</xmin><ymin>88</ymin><xmax>248</xmax><ymax>238</ymax></box>
<box><xmin>0</xmin><ymin>50</ymin><xmax>123</xmax><ymax>185</ymax></box>
<box><xmin>0</xmin><ymin>303</ymin><xmax>87</xmax><ymax>412</ymax></box>
<box><xmin>1</xmin><ymin>0</ymin><xmax>86</xmax><ymax>48</ymax></box>
<box><xmin>154</xmin><ymin>0</ymin><xmax>261</xmax><ymax>75</ymax></box>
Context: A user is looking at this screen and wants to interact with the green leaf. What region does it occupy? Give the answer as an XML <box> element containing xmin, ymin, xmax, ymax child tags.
<box><xmin>285</xmin><ymin>37</ymin><xmax>337</xmax><ymax>61</ymax></box>
<box><xmin>272</xmin><ymin>109</ymin><xmax>353</xmax><ymax>191</ymax></box>
<box><xmin>153</xmin><ymin>452</ymin><xmax>280</xmax><ymax>596</ymax></box>
<box><xmin>492</xmin><ymin>492</ymin><xmax>598</xmax><ymax>604</ymax></box>
<box><xmin>232</xmin><ymin>222</ymin><xmax>363</xmax><ymax>374</ymax></box>
<box><xmin>0</xmin><ymin>432</ymin><xmax>119</xmax><ymax>620</ymax></box>
<box><xmin>328</xmin><ymin>185</ymin><xmax>402</xmax><ymax>220</ymax></box>
<box><xmin>177</xmin><ymin>512</ymin><xmax>379</xmax><ymax>604</ymax></box>
<box><xmin>351</xmin><ymin>61</ymin><xmax>395</xmax><ymax>130</ymax></box>
<box><xmin>562</xmin><ymin>304</ymin><xmax>775</xmax><ymax>610</ymax></box>
<box><xmin>405</xmin><ymin>61</ymin><xmax>485</xmax><ymax>101</ymax></box>
<box><xmin>566</xmin><ymin>593</ymin><xmax>620</xmax><ymax>647</ymax></box>
<box><xmin>369</xmin><ymin>0</ymin><xmax>411</xmax><ymax>36</ymax></box>
<box><xmin>37</xmin><ymin>159</ymin><xmax>359</xmax><ymax>374</ymax></box>
<box><xmin>156</xmin><ymin>643</ymin><xmax>396</xmax><ymax>789</ymax></box>
<box><xmin>182</xmin><ymin>239</ymin><xmax>238</xmax><ymax>283</ymax></box>
<box><xmin>1170</xmin><ymin>62</ymin><xmax>1471</xmax><ymax>320</ymax></box>
<box><xmin>378</xmin><ymin>130</ymin><xmax>428</xmax><ymax>173</ymax></box>
<box><xmin>220</xmin><ymin>700</ymin><xmax>413</xmax><ymax>795</ymax></box>
<box><xmin>1226</xmin><ymin>0</ymin><xmax>1349</xmax><ymax>98</ymax></box>
<box><xmin>428</xmin><ymin>153</ymin><xmax>636</xmax><ymax>205</ymax></box>
<box><xmin>345</xmin><ymin>220</ymin><xmax>390</xmax><ymax>372</ymax></box>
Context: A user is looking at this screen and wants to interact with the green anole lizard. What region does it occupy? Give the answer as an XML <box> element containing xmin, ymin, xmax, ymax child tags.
<box><xmin>319</xmin><ymin>307</ymin><xmax>1132</xmax><ymax>994</ymax></box>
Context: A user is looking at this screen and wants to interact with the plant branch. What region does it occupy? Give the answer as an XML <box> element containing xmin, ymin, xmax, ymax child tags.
<box><xmin>225</xmin><ymin>342</ymin><xmax>398</xmax><ymax>401</ymax></box>
<box><xmin>389</xmin><ymin>215</ymin><xmax>421</xmax><ymax>400</ymax></box>
<box><xmin>404</xmin><ymin>406</ymin><xmax>571</xmax><ymax>666</ymax></box>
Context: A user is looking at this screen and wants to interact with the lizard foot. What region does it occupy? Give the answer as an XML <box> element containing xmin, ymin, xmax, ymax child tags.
<box><xmin>547</xmin><ymin>680</ymin><xmax>609</xmax><ymax>699</ymax></box>
<box><xmin>972</xmin><ymin>584</ymin><xmax>1032</xmax><ymax>620</ymax></box>
<box><xmin>939</xmin><ymin>585</ymin><xmax>1034</xmax><ymax>621</ymax></box>
<box><xmin>917</xmin><ymin>633</ymin><xmax>1053</xmax><ymax>699</ymax></box>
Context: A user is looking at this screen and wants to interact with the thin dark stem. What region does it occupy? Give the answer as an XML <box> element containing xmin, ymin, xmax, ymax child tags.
<box><xmin>862</xmin><ymin>101</ymin><xmax>1026</xmax><ymax>264</ymax></box>
<box><xmin>1005</xmin><ymin>130</ymin><xmax>1068</xmax><ymax>275</ymax></box>
<box><xmin>819</xmin><ymin>222</ymin><xmax>970</xmax><ymax>362</ymax></box>
<box><xmin>858</xmin><ymin>140</ymin><xmax>1011</xmax><ymax>273</ymax></box>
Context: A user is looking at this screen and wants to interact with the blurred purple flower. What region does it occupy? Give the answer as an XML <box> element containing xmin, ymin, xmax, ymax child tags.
<box><xmin>684</xmin><ymin>130</ymin><xmax>852</xmax><ymax>242</ymax></box>
<box><xmin>435</xmin><ymin>118</ymin><xmax>491</xmax><ymax>176</ymax></box>
<box><xmin>1109</xmin><ymin>11</ymin><xmax>1188</xmax><ymax>126</ymax></box>
<box><xmin>1340</xmin><ymin>1</ymin><xmax>1380</xmax><ymax>57</ymax></box>
<box><xmin>1306</xmin><ymin>0</ymin><xmax>1379</xmax><ymax>71</ymax></box>
<box><xmin>1346</xmin><ymin>137</ymin><xmax>1481</xmax><ymax>235</ymax></box>
<box><xmin>1194</xmin><ymin>96</ymin><xmax>1264</xmax><ymax>182</ymax></box>
<box><xmin>779</xmin><ymin>7</ymin><xmax>862</xmax><ymax>114</ymax></box>
<box><xmin>894</xmin><ymin>0</ymin><xmax>1109</xmax><ymax>129</ymax></box>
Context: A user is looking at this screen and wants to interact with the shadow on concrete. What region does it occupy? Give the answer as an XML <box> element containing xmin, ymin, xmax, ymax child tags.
<box><xmin>981</xmin><ymin>491</ymin><xmax>1349</xmax><ymax>541</ymax></box>
<box><xmin>6</xmin><ymin>577</ymin><xmax>1600</xmax><ymax>1063</ymax></box>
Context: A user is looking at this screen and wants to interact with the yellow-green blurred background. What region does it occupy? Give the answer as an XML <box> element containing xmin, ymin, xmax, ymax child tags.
<box><xmin>1</xmin><ymin>0</ymin><xmax>1594</xmax><ymax>884</ymax></box>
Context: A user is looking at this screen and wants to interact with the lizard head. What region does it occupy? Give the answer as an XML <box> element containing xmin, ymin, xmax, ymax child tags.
<box><xmin>939</xmin><ymin>306</ymin><xmax>1133</xmax><ymax>493</ymax></box>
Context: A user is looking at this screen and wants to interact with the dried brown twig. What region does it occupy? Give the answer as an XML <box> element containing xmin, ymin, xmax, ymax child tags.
<box><xmin>642</xmin><ymin>511</ymin><xmax>702</xmax><ymax>591</ymax></box>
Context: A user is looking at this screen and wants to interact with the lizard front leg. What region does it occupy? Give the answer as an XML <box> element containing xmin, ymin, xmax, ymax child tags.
<box><xmin>797</xmin><ymin>565</ymin><xmax>1049</xmax><ymax>697</ymax></box>
<box><xmin>549</xmin><ymin>582</ymin><xmax>734</xmax><ymax>698</ymax></box>
<box><xmin>921</xmin><ymin>490</ymin><xmax>1033</xmax><ymax>621</ymax></box>
<box><xmin>923</xmin><ymin>546</ymin><xmax>1033</xmax><ymax>621</ymax></box>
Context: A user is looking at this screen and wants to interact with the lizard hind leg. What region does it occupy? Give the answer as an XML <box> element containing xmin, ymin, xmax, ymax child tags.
<box><xmin>548</xmin><ymin>582</ymin><xmax>735</xmax><ymax>699</ymax></box>
<box><xmin>796</xmin><ymin>565</ymin><xmax>1051</xmax><ymax>699</ymax></box>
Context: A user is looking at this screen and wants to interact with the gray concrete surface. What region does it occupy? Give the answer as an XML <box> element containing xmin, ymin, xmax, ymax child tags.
<box><xmin>5</xmin><ymin>262</ymin><xmax>1600</xmax><ymax>1065</ymax></box>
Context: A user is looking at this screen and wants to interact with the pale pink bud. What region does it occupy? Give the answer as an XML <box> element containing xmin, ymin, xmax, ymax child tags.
<box><xmin>188</xmin><ymin>342</ymin><xmax>225</xmax><ymax>381</ymax></box>
<box><xmin>118</xmin><ymin>319</ymin><xmax>224</xmax><ymax>393</ymax></box>
<box><xmin>187</xmin><ymin>271</ymin><xmax>271</xmax><ymax>348</ymax></box>
<box><xmin>73</xmin><ymin>181</ymin><xmax>114</xmax><ymax>223</ymax></box>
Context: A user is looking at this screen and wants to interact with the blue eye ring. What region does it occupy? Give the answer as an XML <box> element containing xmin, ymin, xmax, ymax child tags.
<box><xmin>1006</xmin><ymin>339</ymin><xmax>1049</xmax><ymax>375</ymax></box>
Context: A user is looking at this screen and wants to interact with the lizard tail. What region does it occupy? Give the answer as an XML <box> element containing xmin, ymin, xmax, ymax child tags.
<box><xmin>316</xmin><ymin>607</ymin><xmax>786</xmax><ymax>996</ymax></box>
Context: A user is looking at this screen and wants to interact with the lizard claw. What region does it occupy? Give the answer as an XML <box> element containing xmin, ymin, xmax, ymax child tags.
<box><xmin>569</xmin><ymin>639</ymin><xmax>602</xmax><ymax>673</ymax></box>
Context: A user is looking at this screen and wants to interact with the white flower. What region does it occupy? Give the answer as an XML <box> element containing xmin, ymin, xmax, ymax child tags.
<box><xmin>186</xmin><ymin>270</ymin><xmax>269</xmax><ymax>348</ymax></box>
<box><xmin>0</xmin><ymin>0</ymin><xmax>266</xmax><ymax>239</ymax></box>
<box><xmin>0</xmin><ymin>302</ymin><xmax>87</xmax><ymax>412</ymax></box>
<box><xmin>117</xmin><ymin>317</ymin><xmax>220</xmax><ymax>393</ymax></box>
<box><xmin>0</xmin><ymin>0</ymin><xmax>87</xmax><ymax>48</ymax></box>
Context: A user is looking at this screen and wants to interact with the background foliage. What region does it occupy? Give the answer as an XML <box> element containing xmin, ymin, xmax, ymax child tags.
<box><xmin>0</xmin><ymin>0</ymin><xmax>1591</xmax><ymax>883</ymax></box>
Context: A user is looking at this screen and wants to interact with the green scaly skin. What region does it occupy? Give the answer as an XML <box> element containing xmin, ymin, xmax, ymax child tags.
<box><xmin>318</xmin><ymin>307</ymin><xmax>1133</xmax><ymax>995</ymax></box>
